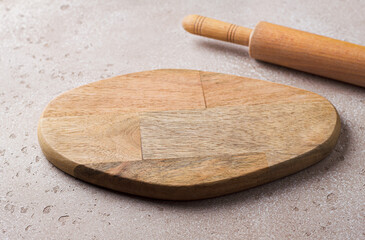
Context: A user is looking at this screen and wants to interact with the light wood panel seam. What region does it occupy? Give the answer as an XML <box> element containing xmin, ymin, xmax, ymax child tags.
<box><xmin>80</xmin><ymin>154</ymin><xmax>260</xmax><ymax>166</ymax></box>
<box><xmin>143</xmin><ymin>153</ymin><xmax>266</xmax><ymax>163</ymax></box>
<box><xmin>199</xmin><ymin>71</ymin><xmax>207</xmax><ymax>108</ymax></box>
<box><xmin>138</xmin><ymin>113</ymin><xmax>145</xmax><ymax>161</ymax></box>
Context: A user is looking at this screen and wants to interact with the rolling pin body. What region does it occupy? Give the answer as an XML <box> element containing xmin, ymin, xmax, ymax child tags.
<box><xmin>183</xmin><ymin>15</ymin><xmax>365</xmax><ymax>87</ymax></box>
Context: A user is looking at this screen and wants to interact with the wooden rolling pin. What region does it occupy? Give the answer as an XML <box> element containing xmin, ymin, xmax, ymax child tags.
<box><xmin>182</xmin><ymin>15</ymin><xmax>365</xmax><ymax>87</ymax></box>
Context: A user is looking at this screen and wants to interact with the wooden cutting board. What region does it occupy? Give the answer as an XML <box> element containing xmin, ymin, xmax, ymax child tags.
<box><xmin>38</xmin><ymin>69</ymin><xmax>340</xmax><ymax>200</ymax></box>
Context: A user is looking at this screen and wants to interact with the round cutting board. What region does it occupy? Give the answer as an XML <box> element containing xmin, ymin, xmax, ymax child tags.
<box><xmin>38</xmin><ymin>69</ymin><xmax>340</xmax><ymax>200</ymax></box>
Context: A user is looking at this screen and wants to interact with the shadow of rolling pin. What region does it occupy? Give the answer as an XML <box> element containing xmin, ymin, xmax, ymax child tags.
<box><xmin>182</xmin><ymin>15</ymin><xmax>365</xmax><ymax>87</ymax></box>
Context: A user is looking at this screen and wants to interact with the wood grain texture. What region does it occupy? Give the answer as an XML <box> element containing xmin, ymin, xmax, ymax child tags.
<box><xmin>43</xmin><ymin>69</ymin><xmax>205</xmax><ymax>117</ymax></box>
<box><xmin>140</xmin><ymin>102</ymin><xmax>337</xmax><ymax>166</ymax></box>
<box><xmin>74</xmin><ymin>153</ymin><xmax>268</xmax><ymax>200</ymax></box>
<box><xmin>38</xmin><ymin>69</ymin><xmax>341</xmax><ymax>200</ymax></box>
<box><xmin>38</xmin><ymin>113</ymin><xmax>141</xmax><ymax>175</ymax></box>
<box><xmin>200</xmin><ymin>71</ymin><xmax>325</xmax><ymax>107</ymax></box>
<box><xmin>249</xmin><ymin>22</ymin><xmax>365</xmax><ymax>87</ymax></box>
<box><xmin>182</xmin><ymin>15</ymin><xmax>365</xmax><ymax>87</ymax></box>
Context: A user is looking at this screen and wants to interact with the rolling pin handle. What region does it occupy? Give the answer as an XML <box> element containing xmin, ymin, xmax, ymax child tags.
<box><xmin>182</xmin><ymin>15</ymin><xmax>252</xmax><ymax>46</ymax></box>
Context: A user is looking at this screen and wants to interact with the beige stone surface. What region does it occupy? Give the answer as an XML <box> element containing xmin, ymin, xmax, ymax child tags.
<box><xmin>0</xmin><ymin>0</ymin><xmax>364</xmax><ymax>239</ymax></box>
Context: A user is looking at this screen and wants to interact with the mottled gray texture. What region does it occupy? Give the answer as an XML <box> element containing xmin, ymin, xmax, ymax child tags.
<box><xmin>0</xmin><ymin>0</ymin><xmax>364</xmax><ymax>239</ymax></box>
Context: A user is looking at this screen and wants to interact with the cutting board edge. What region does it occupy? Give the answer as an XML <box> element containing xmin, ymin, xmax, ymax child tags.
<box><xmin>37</xmin><ymin>111</ymin><xmax>340</xmax><ymax>200</ymax></box>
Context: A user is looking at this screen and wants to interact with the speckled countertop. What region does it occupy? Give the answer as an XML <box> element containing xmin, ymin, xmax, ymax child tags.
<box><xmin>0</xmin><ymin>0</ymin><xmax>364</xmax><ymax>239</ymax></box>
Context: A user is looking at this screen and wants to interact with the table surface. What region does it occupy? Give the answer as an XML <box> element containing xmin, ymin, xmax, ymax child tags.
<box><xmin>1</xmin><ymin>0</ymin><xmax>364</xmax><ymax>239</ymax></box>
